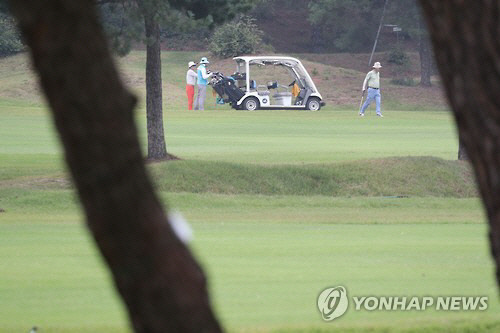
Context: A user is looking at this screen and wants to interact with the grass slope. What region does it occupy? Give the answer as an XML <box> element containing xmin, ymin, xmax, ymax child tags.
<box><xmin>2</xmin><ymin>156</ymin><xmax>475</xmax><ymax>198</ymax></box>
<box><xmin>150</xmin><ymin>157</ymin><xmax>476</xmax><ymax>197</ymax></box>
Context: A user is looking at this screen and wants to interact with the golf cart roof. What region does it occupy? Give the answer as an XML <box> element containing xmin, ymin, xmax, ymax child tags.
<box><xmin>233</xmin><ymin>56</ymin><xmax>301</xmax><ymax>65</ymax></box>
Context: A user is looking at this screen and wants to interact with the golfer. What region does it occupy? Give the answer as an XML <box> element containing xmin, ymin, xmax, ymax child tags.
<box><xmin>194</xmin><ymin>57</ymin><xmax>212</xmax><ymax>110</ymax></box>
<box><xmin>360</xmin><ymin>61</ymin><xmax>383</xmax><ymax>117</ymax></box>
<box><xmin>186</xmin><ymin>61</ymin><xmax>197</xmax><ymax>110</ymax></box>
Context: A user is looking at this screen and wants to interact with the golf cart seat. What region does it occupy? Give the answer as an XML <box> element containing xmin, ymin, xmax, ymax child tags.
<box><xmin>267</xmin><ymin>81</ymin><xmax>278</xmax><ymax>90</ymax></box>
<box><xmin>273</xmin><ymin>91</ymin><xmax>293</xmax><ymax>106</ymax></box>
<box><xmin>257</xmin><ymin>84</ymin><xmax>270</xmax><ymax>96</ymax></box>
<box><xmin>295</xmin><ymin>88</ymin><xmax>312</xmax><ymax>106</ymax></box>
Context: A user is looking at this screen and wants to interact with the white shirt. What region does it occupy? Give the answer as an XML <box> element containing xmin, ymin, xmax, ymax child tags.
<box><xmin>186</xmin><ymin>69</ymin><xmax>198</xmax><ymax>85</ymax></box>
<box><xmin>197</xmin><ymin>65</ymin><xmax>212</xmax><ymax>82</ymax></box>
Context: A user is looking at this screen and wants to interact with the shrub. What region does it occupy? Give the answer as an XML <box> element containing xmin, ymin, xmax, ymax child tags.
<box><xmin>209</xmin><ymin>16</ymin><xmax>263</xmax><ymax>58</ymax></box>
<box><xmin>387</xmin><ymin>48</ymin><xmax>410</xmax><ymax>66</ymax></box>
<box><xmin>0</xmin><ymin>14</ymin><xmax>24</xmax><ymax>57</ymax></box>
<box><xmin>387</xmin><ymin>48</ymin><xmax>413</xmax><ymax>86</ymax></box>
<box><xmin>390</xmin><ymin>77</ymin><xmax>416</xmax><ymax>86</ymax></box>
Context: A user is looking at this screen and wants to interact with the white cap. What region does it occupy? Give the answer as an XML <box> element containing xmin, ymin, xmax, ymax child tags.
<box><xmin>373</xmin><ymin>62</ymin><xmax>382</xmax><ymax>68</ymax></box>
<box><xmin>188</xmin><ymin>61</ymin><xmax>196</xmax><ymax>68</ymax></box>
<box><xmin>200</xmin><ymin>57</ymin><xmax>209</xmax><ymax>64</ymax></box>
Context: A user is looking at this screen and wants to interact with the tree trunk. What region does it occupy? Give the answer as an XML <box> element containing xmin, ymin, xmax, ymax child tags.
<box><xmin>419</xmin><ymin>0</ymin><xmax>500</xmax><ymax>285</ymax></box>
<box><xmin>144</xmin><ymin>10</ymin><xmax>167</xmax><ymax>160</ymax></box>
<box><xmin>418</xmin><ymin>31</ymin><xmax>432</xmax><ymax>87</ymax></box>
<box><xmin>7</xmin><ymin>1</ymin><xmax>222</xmax><ymax>331</ymax></box>
<box><xmin>311</xmin><ymin>27</ymin><xmax>323</xmax><ymax>53</ymax></box>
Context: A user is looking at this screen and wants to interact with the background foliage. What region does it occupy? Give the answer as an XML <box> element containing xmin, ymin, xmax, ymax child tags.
<box><xmin>208</xmin><ymin>15</ymin><xmax>263</xmax><ymax>58</ymax></box>
<box><xmin>308</xmin><ymin>0</ymin><xmax>386</xmax><ymax>52</ymax></box>
<box><xmin>0</xmin><ymin>12</ymin><xmax>23</xmax><ymax>57</ymax></box>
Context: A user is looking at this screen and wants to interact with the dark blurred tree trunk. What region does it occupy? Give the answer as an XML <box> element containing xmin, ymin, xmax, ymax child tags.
<box><xmin>7</xmin><ymin>1</ymin><xmax>222</xmax><ymax>331</ymax></box>
<box><xmin>143</xmin><ymin>8</ymin><xmax>167</xmax><ymax>160</ymax></box>
<box><xmin>419</xmin><ymin>0</ymin><xmax>500</xmax><ymax>285</ymax></box>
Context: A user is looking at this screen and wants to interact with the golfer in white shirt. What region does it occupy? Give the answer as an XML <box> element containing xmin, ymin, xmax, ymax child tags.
<box><xmin>360</xmin><ymin>62</ymin><xmax>383</xmax><ymax>117</ymax></box>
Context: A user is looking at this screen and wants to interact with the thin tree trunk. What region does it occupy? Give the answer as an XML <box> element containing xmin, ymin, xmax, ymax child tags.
<box><xmin>419</xmin><ymin>31</ymin><xmax>432</xmax><ymax>87</ymax></box>
<box><xmin>419</xmin><ymin>0</ymin><xmax>500</xmax><ymax>285</ymax></box>
<box><xmin>144</xmin><ymin>10</ymin><xmax>167</xmax><ymax>160</ymax></box>
<box><xmin>7</xmin><ymin>1</ymin><xmax>222</xmax><ymax>331</ymax></box>
<box><xmin>458</xmin><ymin>138</ymin><xmax>468</xmax><ymax>161</ymax></box>
<box><xmin>311</xmin><ymin>27</ymin><xmax>323</xmax><ymax>53</ymax></box>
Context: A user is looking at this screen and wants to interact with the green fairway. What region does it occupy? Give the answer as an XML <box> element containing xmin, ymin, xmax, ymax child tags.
<box><xmin>161</xmin><ymin>109</ymin><xmax>459</xmax><ymax>164</ymax></box>
<box><xmin>0</xmin><ymin>193</ymin><xmax>497</xmax><ymax>332</ymax></box>
<box><xmin>0</xmin><ymin>189</ymin><xmax>497</xmax><ymax>332</ymax></box>
<box><xmin>0</xmin><ymin>100</ymin><xmax>458</xmax><ymax>175</ymax></box>
<box><xmin>0</xmin><ymin>52</ymin><xmax>498</xmax><ymax>332</ymax></box>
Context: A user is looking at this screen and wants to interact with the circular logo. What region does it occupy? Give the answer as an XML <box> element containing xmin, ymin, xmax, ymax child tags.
<box><xmin>317</xmin><ymin>286</ymin><xmax>348</xmax><ymax>321</ymax></box>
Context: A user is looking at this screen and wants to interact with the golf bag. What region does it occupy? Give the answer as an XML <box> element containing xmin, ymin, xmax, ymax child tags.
<box><xmin>211</xmin><ymin>73</ymin><xmax>245</xmax><ymax>106</ymax></box>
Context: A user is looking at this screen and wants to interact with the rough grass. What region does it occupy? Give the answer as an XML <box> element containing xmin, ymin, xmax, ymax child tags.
<box><xmin>149</xmin><ymin>157</ymin><xmax>476</xmax><ymax>197</ymax></box>
<box><xmin>2</xmin><ymin>156</ymin><xmax>475</xmax><ymax>198</ymax></box>
<box><xmin>299</xmin><ymin>52</ymin><xmax>448</xmax><ymax>110</ymax></box>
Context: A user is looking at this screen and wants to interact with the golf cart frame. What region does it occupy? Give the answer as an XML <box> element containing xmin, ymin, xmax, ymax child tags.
<box><xmin>211</xmin><ymin>56</ymin><xmax>325</xmax><ymax>111</ymax></box>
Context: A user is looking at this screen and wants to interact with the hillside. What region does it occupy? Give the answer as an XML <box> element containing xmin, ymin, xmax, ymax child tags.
<box><xmin>0</xmin><ymin>51</ymin><xmax>448</xmax><ymax>110</ymax></box>
<box><xmin>298</xmin><ymin>52</ymin><xmax>448</xmax><ymax>109</ymax></box>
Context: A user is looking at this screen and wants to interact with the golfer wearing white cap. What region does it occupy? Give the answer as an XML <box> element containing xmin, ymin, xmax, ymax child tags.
<box><xmin>194</xmin><ymin>57</ymin><xmax>212</xmax><ymax>110</ymax></box>
<box><xmin>186</xmin><ymin>61</ymin><xmax>197</xmax><ymax>110</ymax></box>
<box><xmin>360</xmin><ymin>61</ymin><xmax>383</xmax><ymax>117</ymax></box>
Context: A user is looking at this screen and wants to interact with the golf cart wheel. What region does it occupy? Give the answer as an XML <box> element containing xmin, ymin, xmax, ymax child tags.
<box><xmin>243</xmin><ymin>97</ymin><xmax>259</xmax><ymax>111</ymax></box>
<box><xmin>306</xmin><ymin>97</ymin><xmax>321</xmax><ymax>111</ymax></box>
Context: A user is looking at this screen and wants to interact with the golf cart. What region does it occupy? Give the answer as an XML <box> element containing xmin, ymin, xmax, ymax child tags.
<box><xmin>211</xmin><ymin>56</ymin><xmax>325</xmax><ymax>111</ymax></box>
